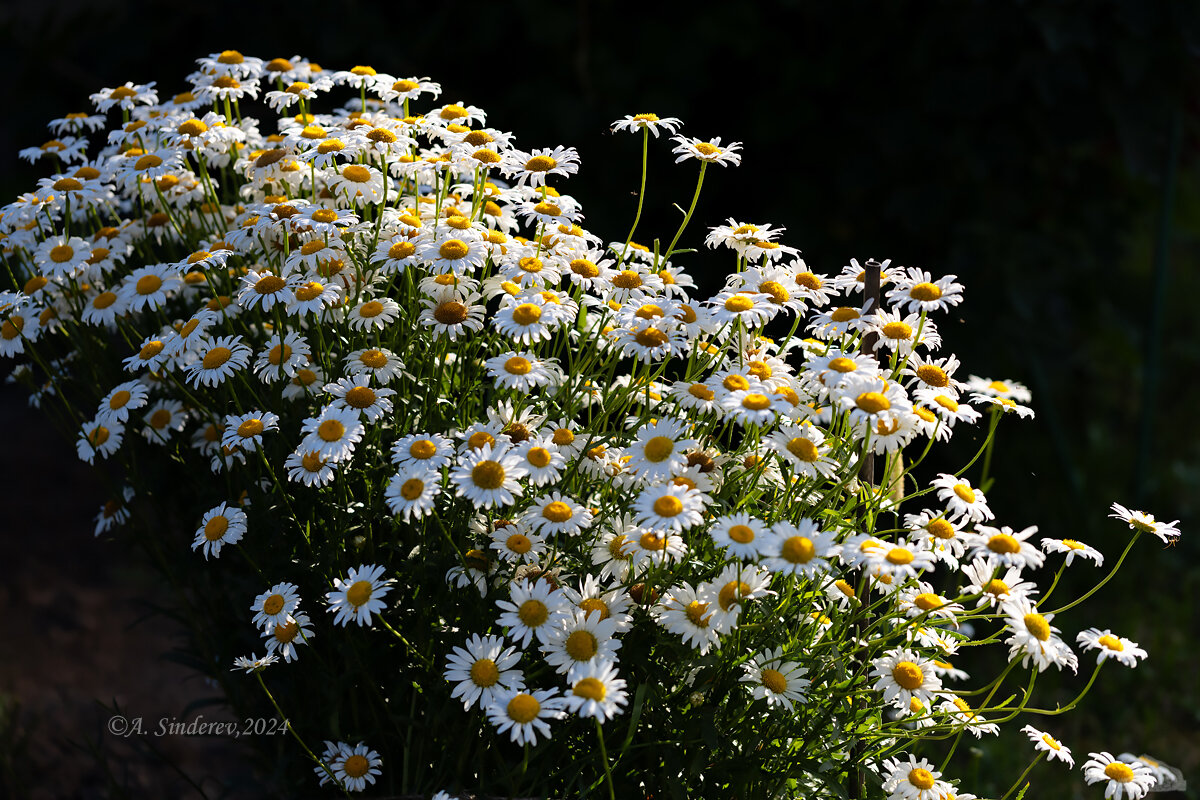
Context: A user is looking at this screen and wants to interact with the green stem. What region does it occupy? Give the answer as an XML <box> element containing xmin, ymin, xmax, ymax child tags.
<box><xmin>1047</xmin><ymin>531</ymin><xmax>1140</xmax><ymax>615</ymax></box>
<box><xmin>663</xmin><ymin>161</ymin><xmax>707</xmax><ymax>263</ymax></box>
<box><xmin>595</xmin><ymin>718</ymin><xmax>616</xmax><ymax>800</ymax></box>
<box><xmin>619</xmin><ymin>128</ymin><xmax>650</xmax><ymax>263</ymax></box>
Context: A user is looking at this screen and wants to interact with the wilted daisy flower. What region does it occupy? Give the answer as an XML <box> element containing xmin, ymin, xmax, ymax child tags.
<box><xmin>251</xmin><ymin>582</ymin><xmax>302</xmax><ymax>633</ymax></box>
<box><xmin>263</xmin><ymin>612</ymin><xmax>315</xmax><ymax>663</ymax></box>
<box><xmin>740</xmin><ymin>648</ymin><xmax>811</xmax><ymax>711</ymax></box>
<box><xmin>1082</xmin><ymin>751</ymin><xmax>1157</xmax><ymax>800</ymax></box>
<box><xmin>443</xmin><ymin>633</ymin><xmax>524</xmax><ymax>710</ymax></box>
<box><xmin>192</xmin><ymin>502</ymin><xmax>247</xmax><ymax>559</ymax></box>
<box><xmin>1076</xmin><ymin>628</ymin><xmax>1148</xmax><ymax>668</ymax></box>
<box><xmin>1021</xmin><ymin>724</ymin><xmax>1075</xmax><ymax>767</ymax></box>
<box><xmin>1109</xmin><ymin>502</ymin><xmax>1181</xmax><ymax>545</ymax></box>
<box><xmin>486</xmin><ymin>687</ymin><xmax>567</xmax><ymax>745</ymax></box>
<box><xmin>327</xmin><ymin>564</ymin><xmax>394</xmax><ymax>627</ymax></box>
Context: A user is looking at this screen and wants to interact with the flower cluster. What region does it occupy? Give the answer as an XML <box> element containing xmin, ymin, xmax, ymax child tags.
<box><xmin>1</xmin><ymin>51</ymin><xmax>1182</xmax><ymax>799</ymax></box>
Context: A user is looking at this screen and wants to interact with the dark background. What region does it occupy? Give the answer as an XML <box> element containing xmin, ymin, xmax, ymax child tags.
<box><xmin>2</xmin><ymin>0</ymin><xmax>1198</xmax><ymax>796</ymax></box>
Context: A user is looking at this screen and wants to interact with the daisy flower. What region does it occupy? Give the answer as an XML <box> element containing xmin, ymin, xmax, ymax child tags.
<box><xmin>237</xmin><ymin>269</ymin><xmax>297</xmax><ymax>311</ymax></box>
<box><xmin>185</xmin><ymin>336</ymin><xmax>253</xmax><ymax>388</ymax></box>
<box><xmin>1002</xmin><ymin>597</ymin><xmax>1077</xmax><ymax>673</ymax></box>
<box><xmin>484</xmin><ymin>351</ymin><xmax>561</xmax><ymax>393</ymax></box>
<box><xmin>966</xmin><ymin>375</ymin><xmax>1032</xmax><ymax>403</ymax></box>
<box><xmin>450</xmin><ymin>442</ymin><xmax>528</xmax><ymax>510</ymax></box>
<box><xmin>325</xmin><ymin>375</ymin><xmax>396</xmax><ymax>423</ymax></box>
<box><xmin>485</xmin><ymin>688</ymin><xmax>567</xmax><ymax>745</ymax></box>
<box><xmin>564</xmin><ymin>660</ymin><xmax>629</xmax><ymax>721</ymax></box>
<box><xmin>327</xmin><ymin>564</ymin><xmax>394</xmax><ymax>627</ymax></box>
<box><xmin>384</xmin><ymin>466</ymin><xmax>441</xmax><ymax>522</ymax></box>
<box><xmin>1041</xmin><ymin>537</ymin><xmax>1104</xmax><ymax>567</ymax></box>
<box><xmin>231</xmin><ymin>653</ymin><xmax>278</xmax><ymax>674</ymax></box>
<box><xmin>443</xmin><ymin>633</ymin><xmax>524</xmax><ymax>710</ymax></box>
<box><xmin>624</xmin><ymin>417</ymin><xmax>698</xmax><ymax>482</ymax></box>
<box><xmin>670</xmin><ymin>135</ymin><xmax>743</xmax><ymax>167</ymax></box>
<box><xmin>76</xmin><ymin>419</ymin><xmax>124</xmax><ymax>464</ymax></box>
<box><xmin>299</xmin><ymin>406</ymin><xmax>365</xmax><ymax>463</ymax></box>
<box><xmin>192</xmin><ymin>502</ymin><xmax>247</xmax><ymax>559</ymax></box>
<box><xmin>502</xmin><ymin>145</ymin><xmax>580</xmax><ymax>187</ymax></box>
<box><xmin>560</xmin><ymin>576</ymin><xmax>634</xmax><ymax>632</ymax></box>
<box><xmin>391</xmin><ymin>432</ymin><xmax>454</xmax><ymax>470</ymax></box>
<box><xmin>880</xmin><ymin>755</ymin><xmax>954</xmax><ymax>800</ymax></box>
<box><xmin>937</xmin><ymin>696</ymin><xmax>998</xmax><ymax>738</ymax></box>
<box><xmin>631</xmin><ymin>483</ymin><xmax>706</xmax><ymax>534</ymax></box>
<box><xmin>420</xmin><ymin>295</ymin><xmax>487</xmax><ymax>341</ymax></box>
<box><xmin>540</xmin><ymin>610</ymin><xmax>622</xmax><ymax>674</ymax></box>
<box><xmin>870</xmin><ymin>649</ymin><xmax>943</xmax><ymax>711</ymax></box>
<box><xmin>610</xmin><ymin>113</ymin><xmax>683</xmax><ymax>137</ymax></box>
<box><xmin>1109</xmin><ymin>502</ymin><xmax>1181</xmax><ymax>545</ymax></box>
<box><xmin>1082</xmin><ymin>751</ymin><xmax>1157</xmax><ymax>800</ymax></box>
<box><xmin>263</xmin><ymin>612</ymin><xmax>315</xmax><ymax>663</ymax></box>
<box><xmin>495</xmin><ymin>579</ymin><xmax>570</xmax><ymax>648</ymax></box>
<box><xmin>966</xmin><ymin>525</ymin><xmax>1046</xmax><ymax>571</ymax></box>
<box><xmin>721</xmin><ymin>386</ymin><xmax>784</xmax><ymax>427</ymax></box>
<box><xmin>523</xmin><ymin>492</ymin><xmax>593</xmax><ymax>537</ymax></box>
<box><xmin>904</xmin><ymin>510</ymin><xmax>967</xmax><ymax>567</ymax></box>
<box><xmin>221</xmin><ymin>410</ymin><xmax>280</xmax><ymax>451</ymax></box>
<box><xmin>331</xmin><ymin>742</ymin><xmax>383</xmax><ymax>793</ymax></box>
<box><xmin>285</xmin><ymin>449</ymin><xmax>337</xmax><ymax>488</ymax></box>
<box><xmin>35</xmin><ymin>235</ymin><xmax>92</xmax><ymax>279</ymax></box>
<box><xmin>960</xmin><ymin>562</ymin><xmax>1039</xmax><ymax>609</ymax></box>
<box><xmin>251</xmin><ymin>582</ymin><xmax>302</xmax><ymax>633</ymax></box>
<box><xmin>287</xmin><ymin>278</ymin><xmax>342</xmax><ymax>316</ymax></box>
<box><xmin>653</xmin><ymin>583</ymin><xmax>723</xmax><ymax>654</ymax></box>
<box><xmin>118</xmin><ymin>263</ymin><xmax>181</xmax><ymax>312</ymax></box>
<box><xmin>706</xmin><ymin>564</ymin><xmax>774</xmax><ymax>630</ymax></box>
<box><xmin>708</xmin><ymin>290</ymin><xmax>779</xmax><ymax>329</ymax></box>
<box><xmin>1076</xmin><ymin>628</ymin><xmax>1148</xmax><ymax>668</ymax></box>
<box><xmin>740</xmin><ymin>648</ymin><xmax>811</xmax><ymax>711</ymax></box>
<box><xmin>344</xmin><ymin>347</ymin><xmax>405</xmax><ymax>384</ymax></box>
<box><xmin>97</xmin><ymin>381</ymin><xmax>149</xmax><ymax>425</ymax></box>
<box><xmin>766</xmin><ymin>423</ymin><xmax>838</xmax><ymax>479</ymax></box>
<box><xmin>760</xmin><ymin>519</ymin><xmax>838</xmax><ymax>579</ymax></box>
<box><xmin>491</xmin><ymin>296</ymin><xmax>561</xmax><ymax>345</ymax></box>
<box><xmin>886</xmin><ymin>267</ymin><xmax>965</xmax><ymax>315</ymax></box>
<box><xmin>346</xmin><ymin>296</ymin><xmax>401</xmax><ymax>331</ymax></box>
<box><xmin>708</xmin><ymin>512</ymin><xmax>773</xmax><ymax>560</ymax></box>
<box><xmin>489</xmin><ymin>521</ymin><xmax>545</xmax><ymax>564</ymax></box>
<box><xmin>1020</xmin><ymin>725</ymin><xmax>1075</xmax><ymax>767</ymax></box>
<box><xmin>930</xmin><ymin>473</ymin><xmax>994</xmax><ymax>523</ymax></box>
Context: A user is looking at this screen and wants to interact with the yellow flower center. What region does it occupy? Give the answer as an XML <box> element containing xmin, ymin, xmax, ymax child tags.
<box><xmin>855</xmin><ymin>392</ymin><xmax>890</xmax><ymax>413</ymax></box>
<box><xmin>345</xmin><ymin>386</ymin><xmax>376</xmax><ymax>409</ymax></box>
<box><xmin>984</xmin><ymin>578</ymin><xmax>1009</xmax><ymax>596</ymax></box>
<box><xmin>781</xmin><ymin>536</ymin><xmax>816</xmax><ymax>564</ymax></box>
<box><xmin>953</xmin><ymin>484</ymin><xmax>977</xmax><ymax>504</ymax></box>
<box><xmin>718</xmin><ymin>581</ymin><xmax>753</xmax><ymax>611</ymax></box>
<box><xmin>882</xmin><ymin>321</ymin><xmax>912</xmax><ymax>339</ymax></box>
<box><xmin>1041</xmin><ymin>733</ymin><xmax>1062</xmax><ymax>750</ymax></box>
<box><xmin>565</xmin><ymin>630</ymin><xmax>598</xmax><ymax>661</ymax></box>
<box><xmin>642</xmin><ymin>436</ymin><xmax>676</xmax><ymax>463</ymax></box>
<box><xmin>886</xmin><ymin>547</ymin><xmax>914</xmax><ymax>565</ymax></box>
<box><xmin>988</xmin><ymin>533</ymin><xmax>1019</xmax><ymax>554</ymax></box>
<box><xmin>910</xmin><ymin>282</ymin><xmax>943</xmax><ymax>302</ymax></box>
<box><xmin>358</xmin><ymin>300</ymin><xmax>385</xmax><ymax>319</ymax></box>
<box><xmin>438</xmin><ymin>239</ymin><xmax>470</xmax><ymax>260</ymax></box>
<box><xmin>342</xmin><ymin>754</ymin><xmax>369</xmax><ymax>779</ymax></box>
<box><xmin>786</xmin><ymin>437</ymin><xmax>819</xmax><ymax>462</ymax></box>
<box><xmin>829</xmin><ymin>307</ymin><xmax>859</xmax><ymax>322</ymax></box>
<box><xmin>688</xmin><ymin>383</ymin><xmax>715</xmax><ymax>401</ymax></box>
<box><xmin>237</xmin><ymin>419</ymin><xmax>264</xmax><ymax>439</ymax></box>
<box><xmin>511</xmin><ymin>304</ymin><xmax>542</xmax><ymax>326</ymax></box>
<box><xmin>433</xmin><ymin>301</ymin><xmax>469</xmax><ymax>325</ymax></box>
<box><xmin>469</xmin><ymin>658</ymin><xmax>500</xmax><ymax>687</ymax></box>
<box><xmin>652</xmin><ymin>496</ymin><xmax>684</xmax><ymax>518</ymax></box>
<box><xmin>638</xmin><ymin>532</ymin><xmax>668</xmax><ymax>551</ymax></box>
<box><xmin>685</xmin><ymin>600</ymin><xmax>711</xmax><ymax>626</ymax></box>
<box><xmin>134</xmin><ymin>154</ymin><xmax>163</xmax><ymax>171</ymax></box>
<box><xmin>346</xmin><ymin>580</ymin><xmax>374</xmax><ymax>607</ymax></box>
<box><xmin>724</xmin><ymin>294</ymin><xmax>755</xmax><ymax>313</ymax></box>
<box><xmin>916</xmin><ymin>365</ymin><xmax>949</xmax><ymax>388</ymax></box>
<box><xmin>1024</xmin><ymin>613</ymin><xmax>1051</xmax><ymax>641</ymax></box>
<box><xmin>273</xmin><ymin>620</ymin><xmax>299</xmax><ymax>644</ymax></box>
<box><xmin>342</xmin><ymin>165</ymin><xmax>371</xmax><ymax>183</ymax></box>
<box><xmin>507</xmin><ymin>693</ymin><xmax>541</xmax><ymax>723</ymax></box>
<box><xmin>693</xmin><ymin>142</ymin><xmax>720</xmax><ymax>156</ymax></box>
<box><xmin>262</xmin><ymin>594</ymin><xmax>285</xmax><ymax>616</ymax></box>
<box><xmin>517</xmin><ymin>599</ymin><xmax>548</xmax><ymax>628</ymax></box>
<box><xmin>204</xmin><ymin>516</ymin><xmax>228</xmax><ymax>541</ymax></box>
<box><xmin>741</xmin><ymin>393</ymin><xmax>772</xmax><ymax>411</ymax></box>
<box><xmin>835</xmin><ymin>579</ymin><xmax>856</xmax><ymax>598</ymax></box>
<box><xmin>578</xmin><ymin>598</ymin><xmax>609</xmax><ymax>620</ymax></box>
<box><xmin>892</xmin><ymin>661</ymin><xmax>924</xmax><ymax>690</ymax></box>
<box><xmin>525</xmin><ymin>155</ymin><xmax>557</xmax><ymax>172</ymax></box>
<box><xmin>908</xmin><ymin>769</ymin><xmax>935</xmax><ymax>790</ymax></box>
<box><xmin>471</xmin><ymin>461</ymin><xmax>506</xmax><ymax>490</ymax></box>
<box><xmin>611</xmin><ymin>270</ymin><xmax>643</xmax><ymax>289</ymax></box>
<box><xmin>727</xmin><ymin>525</ymin><xmax>755</xmax><ymax>544</ymax></box>
<box><xmin>360</xmin><ymin>349</ymin><xmax>388</xmax><ymax>369</ymax></box>
<box><xmin>914</xmin><ymin>593</ymin><xmax>943</xmax><ymax>611</ymax></box>
<box><xmin>202</xmin><ymin>347</ymin><xmax>232</xmax><ymax>370</ymax></box>
<box><xmin>136</xmin><ymin>275</ymin><xmax>163</xmax><ymax>295</ymax></box>
<box><xmin>1105</xmin><ymin>762</ymin><xmax>1134</xmax><ymax>783</ymax></box>
<box><xmin>1098</xmin><ymin>634</ymin><xmax>1124</xmax><ymax>651</ymax></box>
<box><xmin>760</xmin><ymin>668</ymin><xmax>788</xmax><ymax>694</ymax></box>
<box><xmin>399</xmin><ymin>478</ymin><xmax>425</xmax><ymax>501</ymax></box>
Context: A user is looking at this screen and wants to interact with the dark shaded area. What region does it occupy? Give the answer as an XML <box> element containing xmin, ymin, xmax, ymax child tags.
<box><xmin>2</xmin><ymin>0</ymin><xmax>1198</xmax><ymax>796</ymax></box>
